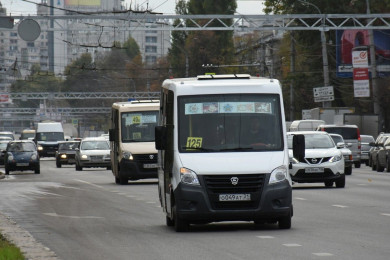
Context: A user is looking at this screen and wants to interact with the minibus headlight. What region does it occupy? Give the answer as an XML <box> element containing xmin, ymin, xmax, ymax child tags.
<box><xmin>123</xmin><ymin>152</ymin><xmax>133</xmax><ymax>160</ymax></box>
<box><xmin>269</xmin><ymin>165</ymin><xmax>288</xmax><ymax>184</ymax></box>
<box><xmin>180</xmin><ymin>168</ymin><xmax>200</xmax><ymax>185</ymax></box>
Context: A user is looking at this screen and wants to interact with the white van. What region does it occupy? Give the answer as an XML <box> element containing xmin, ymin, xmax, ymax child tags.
<box><xmin>289</xmin><ymin>120</ymin><xmax>325</xmax><ymax>132</ymax></box>
<box><xmin>155</xmin><ymin>74</ymin><xmax>304</xmax><ymax>231</ymax></box>
<box><xmin>109</xmin><ymin>100</ymin><xmax>159</xmax><ymax>185</ymax></box>
<box><xmin>35</xmin><ymin>122</ymin><xmax>65</xmax><ymax>157</ymax></box>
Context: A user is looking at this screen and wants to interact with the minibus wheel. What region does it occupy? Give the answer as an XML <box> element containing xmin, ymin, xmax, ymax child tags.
<box><xmin>173</xmin><ymin>205</ymin><xmax>188</xmax><ymax>232</ymax></box>
<box><xmin>278</xmin><ymin>210</ymin><xmax>292</xmax><ymax>229</ymax></box>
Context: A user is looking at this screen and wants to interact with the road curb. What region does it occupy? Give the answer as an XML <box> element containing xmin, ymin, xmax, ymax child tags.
<box><xmin>0</xmin><ymin>212</ymin><xmax>59</xmax><ymax>260</ymax></box>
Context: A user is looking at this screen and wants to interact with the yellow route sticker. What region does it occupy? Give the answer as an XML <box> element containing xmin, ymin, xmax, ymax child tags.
<box><xmin>186</xmin><ymin>137</ymin><xmax>203</xmax><ymax>149</ymax></box>
<box><xmin>132</xmin><ymin>116</ymin><xmax>141</xmax><ymax>124</ymax></box>
<box><xmin>133</xmin><ymin>132</ymin><xmax>141</xmax><ymax>139</ymax></box>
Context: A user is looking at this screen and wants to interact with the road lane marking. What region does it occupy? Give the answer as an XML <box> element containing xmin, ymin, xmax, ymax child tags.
<box><xmin>381</xmin><ymin>213</ymin><xmax>390</xmax><ymax>216</ymax></box>
<box><xmin>312</xmin><ymin>253</ymin><xmax>334</xmax><ymax>256</ymax></box>
<box><xmin>74</xmin><ymin>179</ymin><xmax>105</xmax><ymax>189</ymax></box>
<box><xmin>332</xmin><ymin>205</ymin><xmax>348</xmax><ymax>208</ymax></box>
<box><xmin>283</xmin><ymin>244</ymin><xmax>302</xmax><ymax>247</ymax></box>
<box><xmin>294</xmin><ymin>197</ymin><xmax>307</xmax><ymax>201</ymax></box>
<box><xmin>43</xmin><ymin>213</ymin><xmax>104</xmax><ymax>219</ymax></box>
<box><xmin>257</xmin><ymin>236</ymin><xmax>274</xmax><ymax>239</ymax></box>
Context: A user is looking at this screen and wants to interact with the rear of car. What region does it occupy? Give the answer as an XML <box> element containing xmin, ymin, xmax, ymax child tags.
<box><xmin>288</xmin><ymin>131</ymin><xmax>345</xmax><ymax>188</ymax></box>
<box><xmin>317</xmin><ymin>125</ymin><xmax>361</xmax><ymax>168</ymax></box>
<box><xmin>360</xmin><ymin>135</ymin><xmax>375</xmax><ymax>166</ymax></box>
<box><xmin>0</xmin><ymin>141</ymin><xmax>9</xmax><ymax>165</ymax></box>
<box><xmin>0</xmin><ymin>131</ymin><xmax>15</xmax><ymax>140</ymax></box>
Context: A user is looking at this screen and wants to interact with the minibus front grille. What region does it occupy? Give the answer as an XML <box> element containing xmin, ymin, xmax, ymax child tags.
<box><xmin>202</xmin><ymin>174</ymin><xmax>265</xmax><ymax>210</ymax></box>
<box><xmin>132</xmin><ymin>154</ymin><xmax>157</xmax><ymax>163</ymax></box>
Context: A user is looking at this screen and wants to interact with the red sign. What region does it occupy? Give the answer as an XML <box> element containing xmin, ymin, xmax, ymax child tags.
<box><xmin>353</xmin><ymin>68</ymin><xmax>369</xmax><ymax>80</ymax></box>
<box><xmin>0</xmin><ymin>94</ymin><xmax>9</xmax><ymax>103</ymax></box>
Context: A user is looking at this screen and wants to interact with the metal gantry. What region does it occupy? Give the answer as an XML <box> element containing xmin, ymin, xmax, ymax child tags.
<box><xmin>7</xmin><ymin>13</ymin><xmax>390</xmax><ymax>31</ymax></box>
<box><xmin>0</xmin><ymin>107</ymin><xmax>111</xmax><ymax>114</ymax></box>
<box><xmin>3</xmin><ymin>92</ymin><xmax>160</xmax><ymax>100</ymax></box>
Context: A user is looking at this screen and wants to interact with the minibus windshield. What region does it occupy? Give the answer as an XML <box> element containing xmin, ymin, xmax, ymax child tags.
<box><xmin>121</xmin><ymin>111</ymin><xmax>159</xmax><ymax>142</ymax></box>
<box><xmin>178</xmin><ymin>94</ymin><xmax>283</xmax><ymax>153</ymax></box>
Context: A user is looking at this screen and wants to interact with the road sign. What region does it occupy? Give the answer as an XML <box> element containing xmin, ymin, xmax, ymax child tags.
<box><xmin>314</xmin><ymin>96</ymin><xmax>335</xmax><ymax>102</ymax></box>
<box><xmin>313</xmin><ymin>86</ymin><xmax>334</xmax><ymax>97</ymax></box>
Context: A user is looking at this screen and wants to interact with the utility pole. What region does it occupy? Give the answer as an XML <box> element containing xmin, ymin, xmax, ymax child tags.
<box><xmin>290</xmin><ymin>32</ymin><xmax>295</xmax><ymax>121</ymax></box>
<box><xmin>366</xmin><ymin>0</ymin><xmax>382</xmax><ymax>132</ymax></box>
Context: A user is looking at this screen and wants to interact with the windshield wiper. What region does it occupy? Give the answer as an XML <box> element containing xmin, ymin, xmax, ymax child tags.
<box><xmin>220</xmin><ymin>147</ymin><xmax>254</xmax><ymax>152</ymax></box>
<box><xmin>181</xmin><ymin>147</ymin><xmax>216</xmax><ymax>152</ymax></box>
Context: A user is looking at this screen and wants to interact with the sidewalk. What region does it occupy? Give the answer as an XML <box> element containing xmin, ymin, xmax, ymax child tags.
<box><xmin>0</xmin><ymin>171</ymin><xmax>59</xmax><ymax>260</ymax></box>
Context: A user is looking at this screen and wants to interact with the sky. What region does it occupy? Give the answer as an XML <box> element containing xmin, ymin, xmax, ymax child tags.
<box><xmin>1</xmin><ymin>0</ymin><xmax>265</xmax><ymax>16</ymax></box>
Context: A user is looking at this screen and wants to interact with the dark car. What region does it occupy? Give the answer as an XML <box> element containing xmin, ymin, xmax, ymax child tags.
<box><xmin>361</xmin><ymin>135</ymin><xmax>375</xmax><ymax>166</ymax></box>
<box><xmin>55</xmin><ymin>141</ymin><xmax>80</xmax><ymax>168</ymax></box>
<box><xmin>4</xmin><ymin>140</ymin><xmax>40</xmax><ymax>175</ymax></box>
<box><xmin>0</xmin><ymin>141</ymin><xmax>10</xmax><ymax>165</ymax></box>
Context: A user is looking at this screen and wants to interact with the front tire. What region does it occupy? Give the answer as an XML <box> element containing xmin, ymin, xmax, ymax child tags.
<box><xmin>324</xmin><ymin>180</ymin><xmax>333</xmax><ymax>187</ymax></box>
<box><xmin>335</xmin><ymin>175</ymin><xmax>345</xmax><ymax>188</ymax></box>
<box><xmin>75</xmin><ymin>162</ymin><xmax>82</xmax><ymax>171</ymax></box>
<box><xmin>344</xmin><ymin>166</ymin><xmax>352</xmax><ymax>175</ymax></box>
<box><xmin>34</xmin><ymin>168</ymin><xmax>40</xmax><ymax>174</ymax></box>
<box><xmin>354</xmin><ymin>162</ymin><xmax>361</xmax><ymax>168</ymax></box>
<box><xmin>173</xmin><ymin>205</ymin><xmax>188</xmax><ymax>232</ymax></box>
<box><xmin>377</xmin><ymin>158</ymin><xmax>384</xmax><ymax>172</ymax></box>
<box><xmin>386</xmin><ymin>157</ymin><xmax>390</xmax><ymax>173</ymax></box>
<box><xmin>5</xmin><ymin>167</ymin><xmax>10</xmax><ymax>175</ymax></box>
<box><xmin>278</xmin><ymin>209</ymin><xmax>292</xmax><ymax>229</ymax></box>
<box><xmin>56</xmin><ymin>161</ymin><xmax>61</xmax><ymax>168</ymax></box>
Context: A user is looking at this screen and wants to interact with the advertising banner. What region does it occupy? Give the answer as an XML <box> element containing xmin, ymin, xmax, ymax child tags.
<box><xmin>353</xmin><ymin>68</ymin><xmax>370</xmax><ymax>97</ymax></box>
<box><xmin>65</xmin><ymin>0</ymin><xmax>101</xmax><ymax>6</ymax></box>
<box><xmin>336</xmin><ymin>30</ymin><xmax>390</xmax><ymax>78</ymax></box>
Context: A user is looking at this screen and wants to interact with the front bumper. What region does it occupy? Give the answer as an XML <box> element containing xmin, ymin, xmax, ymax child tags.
<box><xmin>290</xmin><ymin>161</ymin><xmax>344</xmax><ymax>183</ymax></box>
<box><xmin>79</xmin><ymin>160</ymin><xmax>111</xmax><ymax>168</ymax></box>
<box><xmin>173</xmin><ymin>177</ymin><xmax>292</xmax><ymax>223</ymax></box>
<box><xmin>119</xmin><ymin>158</ymin><xmax>157</xmax><ymax>180</ymax></box>
<box><xmin>6</xmin><ymin>161</ymin><xmax>39</xmax><ymax>171</ymax></box>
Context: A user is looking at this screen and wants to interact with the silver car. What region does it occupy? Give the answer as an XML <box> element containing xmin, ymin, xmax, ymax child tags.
<box><xmin>360</xmin><ymin>135</ymin><xmax>375</xmax><ymax>166</ymax></box>
<box><xmin>75</xmin><ymin>137</ymin><xmax>111</xmax><ymax>171</ymax></box>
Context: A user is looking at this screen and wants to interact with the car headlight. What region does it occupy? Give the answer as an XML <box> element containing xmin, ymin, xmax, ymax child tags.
<box><xmin>37</xmin><ymin>145</ymin><xmax>43</xmax><ymax>151</ymax></box>
<box><xmin>31</xmin><ymin>154</ymin><xmax>37</xmax><ymax>160</ymax></box>
<box><xmin>8</xmin><ymin>153</ymin><xmax>14</xmax><ymax>161</ymax></box>
<box><xmin>269</xmin><ymin>165</ymin><xmax>288</xmax><ymax>184</ymax></box>
<box><xmin>60</xmin><ymin>154</ymin><xmax>67</xmax><ymax>159</ymax></box>
<box><xmin>329</xmin><ymin>155</ymin><xmax>342</xmax><ymax>163</ymax></box>
<box><xmin>123</xmin><ymin>152</ymin><xmax>133</xmax><ymax>160</ymax></box>
<box><xmin>81</xmin><ymin>154</ymin><xmax>88</xmax><ymax>160</ymax></box>
<box><xmin>180</xmin><ymin>167</ymin><xmax>200</xmax><ymax>185</ymax></box>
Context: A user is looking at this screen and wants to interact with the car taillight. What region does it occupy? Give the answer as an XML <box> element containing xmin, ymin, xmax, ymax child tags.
<box><xmin>357</xmin><ymin>128</ymin><xmax>361</xmax><ymax>149</ymax></box>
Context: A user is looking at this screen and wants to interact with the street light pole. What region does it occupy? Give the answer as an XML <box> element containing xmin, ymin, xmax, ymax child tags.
<box><xmin>298</xmin><ymin>0</ymin><xmax>331</xmax><ymax>108</ymax></box>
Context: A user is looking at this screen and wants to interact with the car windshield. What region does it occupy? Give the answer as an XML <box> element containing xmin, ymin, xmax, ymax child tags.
<box><xmin>8</xmin><ymin>142</ymin><xmax>36</xmax><ymax>152</ymax></box>
<box><xmin>121</xmin><ymin>111</ymin><xmax>159</xmax><ymax>143</ymax></box>
<box><xmin>0</xmin><ymin>134</ymin><xmax>14</xmax><ymax>140</ymax></box>
<box><xmin>361</xmin><ymin>136</ymin><xmax>374</xmax><ymax>143</ymax></box>
<box><xmin>178</xmin><ymin>94</ymin><xmax>283</xmax><ymax>153</ymax></box>
<box><xmin>288</xmin><ymin>134</ymin><xmax>335</xmax><ymax>149</ymax></box>
<box><xmin>323</xmin><ymin>127</ymin><xmax>358</xmax><ymax>139</ymax></box>
<box><xmin>81</xmin><ymin>141</ymin><xmax>109</xmax><ymax>150</ymax></box>
<box><xmin>330</xmin><ymin>135</ymin><xmax>343</xmax><ymax>145</ymax></box>
<box><xmin>59</xmin><ymin>142</ymin><xmax>79</xmax><ymax>150</ymax></box>
<box><xmin>21</xmin><ymin>132</ymin><xmax>35</xmax><ymax>139</ymax></box>
<box><xmin>36</xmin><ymin>132</ymin><xmax>64</xmax><ymax>141</ymax></box>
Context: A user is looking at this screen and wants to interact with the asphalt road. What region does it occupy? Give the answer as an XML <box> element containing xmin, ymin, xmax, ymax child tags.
<box><xmin>1</xmin><ymin>159</ymin><xmax>390</xmax><ymax>260</ymax></box>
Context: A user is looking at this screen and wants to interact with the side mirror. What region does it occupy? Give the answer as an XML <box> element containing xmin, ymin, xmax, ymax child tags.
<box><xmin>109</xmin><ymin>129</ymin><xmax>115</xmax><ymax>142</ymax></box>
<box><xmin>292</xmin><ymin>134</ymin><xmax>305</xmax><ymax>162</ymax></box>
<box><xmin>155</xmin><ymin>126</ymin><xmax>167</xmax><ymax>150</ymax></box>
<box><xmin>336</xmin><ymin>142</ymin><xmax>345</xmax><ymax>149</ymax></box>
<box><xmin>369</xmin><ymin>142</ymin><xmax>375</xmax><ymax>147</ymax></box>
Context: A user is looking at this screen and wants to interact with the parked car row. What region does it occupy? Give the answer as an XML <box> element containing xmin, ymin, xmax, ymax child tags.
<box><xmin>369</xmin><ymin>133</ymin><xmax>390</xmax><ymax>172</ymax></box>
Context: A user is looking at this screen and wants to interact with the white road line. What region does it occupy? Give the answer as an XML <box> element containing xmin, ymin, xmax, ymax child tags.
<box><xmin>312</xmin><ymin>253</ymin><xmax>334</xmax><ymax>256</ymax></box>
<box><xmin>332</xmin><ymin>205</ymin><xmax>348</xmax><ymax>208</ymax></box>
<box><xmin>257</xmin><ymin>236</ymin><xmax>274</xmax><ymax>239</ymax></box>
<box><xmin>283</xmin><ymin>244</ymin><xmax>302</xmax><ymax>247</ymax></box>
<box><xmin>381</xmin><ymin>213</ymin><xmax>390</xmax><ymax>216</ymax></box>
<box><xmin>43</xmin><ymin>213</ymin><xmax>104</xmax><ymax>219</ymax></box>
<box><xmin>146</xmin><ymin>201</ymin><xmax>156</xmax><ymax>204</ymax></box>
<box><xmin>74</xmin><ymin>179</ymin><xmax>105</xmax><ymax>189</ymax></box>
<box><xmin>357</xmin><ymin>184</ymin><xmax>368</xmax><ymax>186</ymax></box>
<box><xmin>294</xmin><ymin>197</ymin><xmax>307</xmax><ymax>201</ymax></box>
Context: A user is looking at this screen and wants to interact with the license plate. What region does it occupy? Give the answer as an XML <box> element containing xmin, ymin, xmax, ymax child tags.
<box><xmin>305</xmin><ymin>167</ymin><xmax>324</xmax><ymax>173</ymax></box>
<box><xmin>219</xmin><ymin>194</ymin><xmax>251</xmax><ymax>201</ymax></box>
<box><xmin>16</xmin><ymin>163</ymin><xmax>29</xmax><ymax>166</ymax></box>
<box><xmin>143</xmin><ymin>163</ymin><xmax>158</xmax><ymax>169</ymax></box>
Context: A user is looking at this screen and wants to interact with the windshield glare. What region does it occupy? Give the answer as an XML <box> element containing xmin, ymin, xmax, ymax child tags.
<box><xmin>81</xmin><ymin>141</ymin><xmax>109</xmax><ymax>150</ymax></box>
<box><xmin>178</xmin><ymin>94</ymin><xmax>283</xmax><ymax>153</ymax></box>
<box><xmin>288</xmin><ymin>134</ymin><xmax>335</xmax><ymax>149</ymax></box>
<box><xmin>121</xmin><ymin>111</ymin><xmax>158</xmax><ymax>143</ymax></box>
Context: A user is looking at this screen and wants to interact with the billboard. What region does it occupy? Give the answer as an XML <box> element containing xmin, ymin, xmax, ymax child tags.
<box><xmin>336</xmin><ymin>30</ymin><xmax>390</xmax><ymax>78</ymax></box>
<box><xmin>65</xmin><ymin>0</ymin><xmax>101</xmax><ymax>6</ymax></box>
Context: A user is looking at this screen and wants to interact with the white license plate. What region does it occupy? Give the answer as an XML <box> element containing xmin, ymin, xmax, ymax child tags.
<box><xmin>16</xmin><ymin>163</ymin><xmax>29</xmax><ymax>166</ymax></box>
<box><xmin>143</xmin><ymin>163</ymin><xmax>158</xmax><ymax>169</ymax></box>
<box><xmin>305</xmin><ymin>167</ymin><xmax>324</xmax><ymax>173</ymax></box>
<box><xmin>219</xmin><ymin>194</ymin><xmax>251</xmax><ymax>201</ymax></box>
